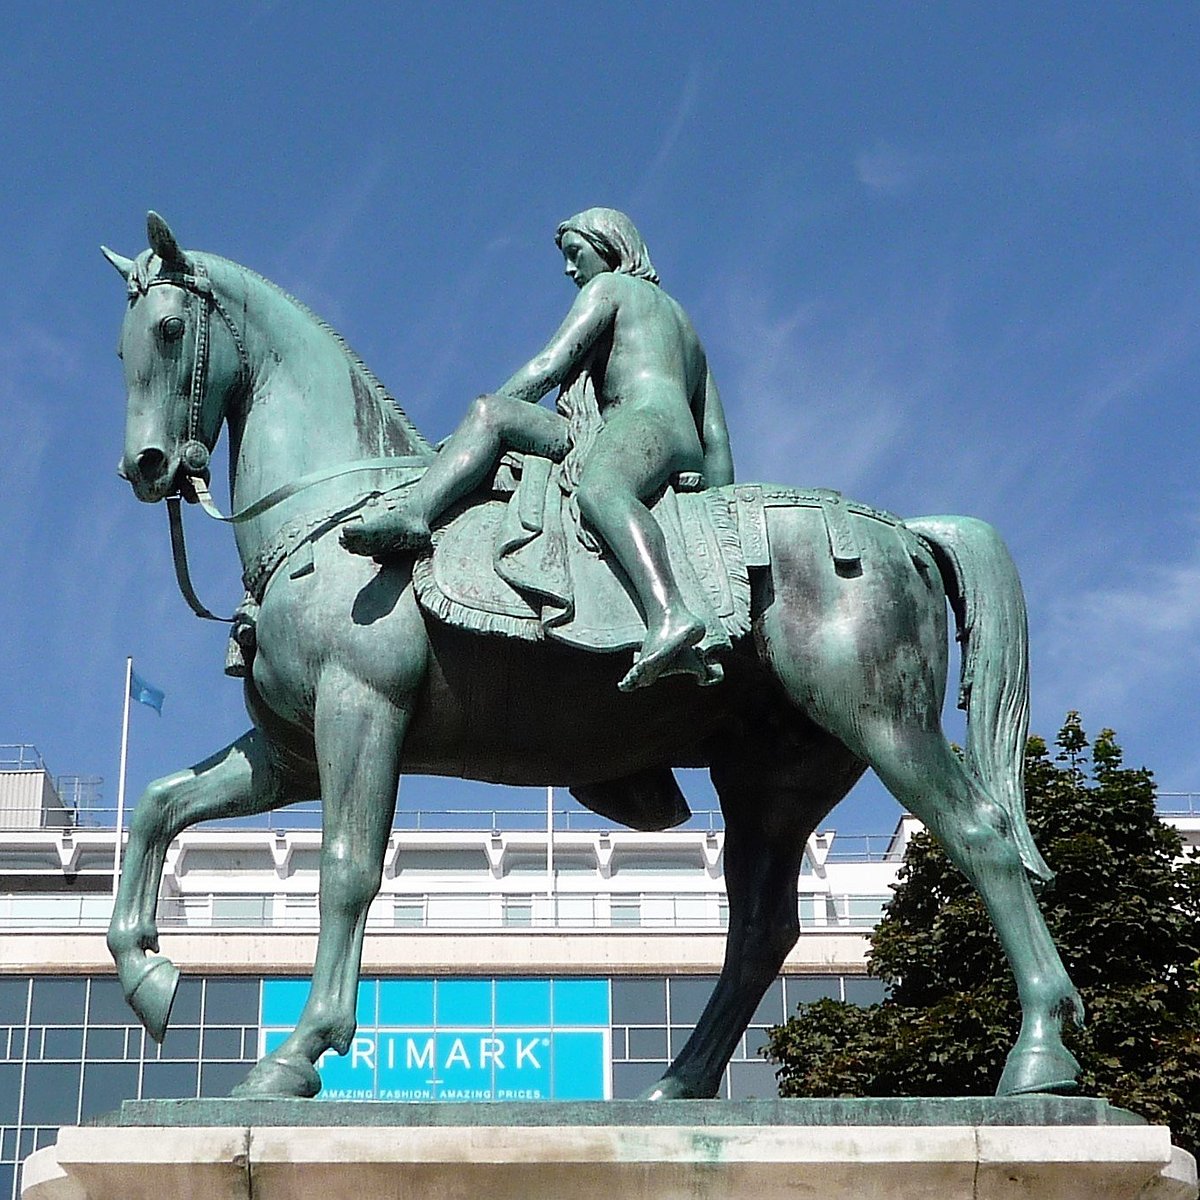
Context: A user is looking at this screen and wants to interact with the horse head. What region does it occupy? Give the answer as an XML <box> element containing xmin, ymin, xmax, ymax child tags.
<box><xmin>104</xmin><ymin>213</ymin><xmax>247</xmax><ymax>503</ymax></box>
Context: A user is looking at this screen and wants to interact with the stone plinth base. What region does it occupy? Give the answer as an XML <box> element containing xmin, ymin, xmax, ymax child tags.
<box><xmin>22</xmin><ymin>1098</ymin><xmax>1198</xmax><ymax>1200</ymax></box>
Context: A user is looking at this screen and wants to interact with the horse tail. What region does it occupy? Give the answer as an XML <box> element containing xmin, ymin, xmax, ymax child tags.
<box><xmin>905</xmin><ymin>515</ymin><xmax>1053</xmax><ymax>884</ymax></box>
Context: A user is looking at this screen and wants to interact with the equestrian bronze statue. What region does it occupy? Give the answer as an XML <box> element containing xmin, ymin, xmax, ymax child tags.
<box><xmin>103</xmin><ymin>211</ymin><xmax>1083</xmax><ymax>1102</ymax></box>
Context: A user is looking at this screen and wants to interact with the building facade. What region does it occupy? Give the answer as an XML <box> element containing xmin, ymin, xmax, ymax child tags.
<box><xmin>1</xmin><ymin>746</ymin><xmax>1195</xmax><ymax>1200</ymax></box>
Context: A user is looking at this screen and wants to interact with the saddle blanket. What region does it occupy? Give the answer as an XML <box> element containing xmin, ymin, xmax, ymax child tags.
<box><xmin>410</xmin><ymin>463</ymin><xmax>905</xmax><ymax>655</ymax></box>
<box><xmin>411</xmin><ymin>471</ymin><xmax>752</xmax><ymax>655</ymax></box>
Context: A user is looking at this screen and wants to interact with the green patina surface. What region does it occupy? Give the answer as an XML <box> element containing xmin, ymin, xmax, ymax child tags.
<box><xmin>103</xmin><ymin>211</ymin><xmax>1087</xmax><ymax>1107</ymax></box>
<box><xmin>100</xmin><ymin>1096</ymin><xmax>1144</xmax><ymax>1129</ymax></box>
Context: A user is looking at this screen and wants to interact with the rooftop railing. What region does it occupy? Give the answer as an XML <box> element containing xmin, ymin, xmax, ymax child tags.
<box><xmin>0</xmin><ymin>890</ymin><xmax>891</xmax><ymax>933</ymax></box>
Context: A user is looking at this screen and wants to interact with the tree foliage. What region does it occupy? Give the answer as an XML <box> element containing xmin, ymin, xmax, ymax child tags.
<box><xmin>765</xmin><ymin>714</ymin><xmax>1200</xmax><ymax>1156</ymax></box>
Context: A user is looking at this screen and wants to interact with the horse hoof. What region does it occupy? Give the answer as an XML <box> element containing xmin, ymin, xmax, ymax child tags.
<box><xmin>996</xmin><ymin>1042</ymin><xmax>1081</xmax><ymax>1096</ymax></box>
<box><xmin>127</xmin><ymin>956</ymin><xmax>180</xmax><ymax>1044</ymax></box>
<box><xmin>232</xmin><ymin>1053</ymin><xmax>322</xmax><ymax>1099</ymax></box>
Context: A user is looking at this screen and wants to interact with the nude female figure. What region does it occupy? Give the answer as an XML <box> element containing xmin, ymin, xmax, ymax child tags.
<box><xmin>342</xmin><ymin>207</ymin><xmax>734</xmax><ymax>691</ymax></box>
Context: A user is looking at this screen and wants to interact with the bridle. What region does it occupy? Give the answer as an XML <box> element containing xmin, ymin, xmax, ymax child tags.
<box><xmin>127</xmin><ymin>256</ymin><xmax>250</xmax><ymax>481</ymax></box>
<box><xmin>130</xmin><ymin>258</ymin><xmax>427</xmax><ymax>621</ymax></box>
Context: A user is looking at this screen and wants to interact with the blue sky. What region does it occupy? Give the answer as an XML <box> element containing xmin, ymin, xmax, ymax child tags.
<box><xmin>1</xmin><ymin>4</ymin><xmax>1196</xmax><ymax>833</ymax></box>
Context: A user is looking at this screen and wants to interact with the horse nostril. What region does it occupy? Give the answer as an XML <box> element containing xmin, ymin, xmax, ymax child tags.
<box><xmin>135</xmin><ymin>447</ymin><xmax>168</xmax><ymax>479</ymax></box>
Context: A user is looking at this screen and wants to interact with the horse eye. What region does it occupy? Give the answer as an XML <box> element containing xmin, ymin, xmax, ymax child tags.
<box><xmin>160</xmin><ymin>315</ymin><xmax>186</xmax><ymax>342</ymax></box>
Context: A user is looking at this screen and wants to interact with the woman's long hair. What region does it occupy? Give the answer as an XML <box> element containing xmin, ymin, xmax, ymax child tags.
<box><xmin>555</xmin><ymin>208</ymin><xmax>660</xmax><ymax>285</ymax></box>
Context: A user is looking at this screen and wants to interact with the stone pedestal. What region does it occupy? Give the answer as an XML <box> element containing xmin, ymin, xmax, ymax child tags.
<box><xmin>22</xmin><ymin>1098</ymin><xmax>1197</xmax><ymax>1200</ymax></box>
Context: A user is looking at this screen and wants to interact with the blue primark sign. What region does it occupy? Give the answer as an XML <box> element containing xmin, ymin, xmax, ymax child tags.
<box><xmin>260</xmin><ymin>977</ymin><xmax>610</xmax><ymax>1101</ymax></box>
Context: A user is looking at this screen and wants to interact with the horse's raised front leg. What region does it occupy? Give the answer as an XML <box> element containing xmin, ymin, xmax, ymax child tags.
<box><xmin>646</xmin><ymin>730</ymin><xmax>864</xmax><ymax>1099</ymax></box>
<box><xmin>233</xmin><ymin>670</ymin><xmax>407</xmax><ymax>1098</ymax></box>
<box><xmin>866</xmin><ymin>727</ymin><xmax>1083</xmax><ymax>1095</ymax></box>
<box><xmin>107</xmin><ymin>729</ymin><xmax>310</xmax><ymax>1042</ymax></box>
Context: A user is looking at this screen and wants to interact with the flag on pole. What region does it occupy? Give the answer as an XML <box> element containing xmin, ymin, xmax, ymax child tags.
<box><xmin>129</xmin><ymin>670</ymin><xmax>165</xmax><ymax>715</ymax></box>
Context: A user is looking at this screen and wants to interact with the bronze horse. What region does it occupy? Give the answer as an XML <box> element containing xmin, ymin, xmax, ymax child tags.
<box><xmin>103</xmin><ymin>214</ymin><xmax>1082</xmax><ymax>1100</ymax></box>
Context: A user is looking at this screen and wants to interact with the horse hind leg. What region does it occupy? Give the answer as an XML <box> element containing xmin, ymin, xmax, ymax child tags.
<box><xmin>107</xmin><ymin>729</ymin><xmax>311</xmax><ymax>1042</ymax></box>
<box><xmin>647</xmin><ymin>728</ymin><xmax>865</xmax><ymax>1099</ymax></box>
<box><xmin>860</xmin><ymin>721</ymin><xmax>1083</xmax><ymax>1095</ymax></box>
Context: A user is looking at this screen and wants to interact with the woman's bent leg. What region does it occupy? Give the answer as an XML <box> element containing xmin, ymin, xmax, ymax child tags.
<box><xmin>343</xmin><ymin>395</ymin><xmax>569</xmax><ymax>556</ymax></box>
<box><xmin>574</xmin><ymin>413</ymin><xmax>706</xmax><ymax>690</ymax></box>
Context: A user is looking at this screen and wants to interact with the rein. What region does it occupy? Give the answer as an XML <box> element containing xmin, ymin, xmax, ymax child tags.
<box><xmin>165</xmin><ymin>457</ymin><xmax>428</xmax><ymax>623</ymax></box>
<box><xmin>133</xmin><ymin>258</ymin><xmax>432</xmax><ymax>624</ymax></box>
<box><xmin>133</xmin><ymin>255</ymin><xmax>430</xmax><ymax>622</ymax></box>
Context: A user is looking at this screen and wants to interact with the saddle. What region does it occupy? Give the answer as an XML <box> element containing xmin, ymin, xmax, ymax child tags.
<box><xmin>410</xmin><ymin>454</ymin><xmax>904</xmax><ymax>666</ymax></box>
<box><xmin>411</xmin><ymin>456</ymin><xmax>753</xmax><ymax>660</ymax></box>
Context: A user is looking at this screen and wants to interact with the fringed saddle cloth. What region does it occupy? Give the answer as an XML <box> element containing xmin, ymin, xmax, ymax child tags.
<box><xmin>412</xmin><ymin>367</ymin><xmax>753</xmax><ymax>657</ymax></box>
<box><xmin>411</xmin><ymin>456</ymin><xmax>752</xmax><ymax>657</ymax></box>
<box><xmin>410</xmin><ymin>362</ymin><xmax>898</xmax><ymax>655</ymax></box>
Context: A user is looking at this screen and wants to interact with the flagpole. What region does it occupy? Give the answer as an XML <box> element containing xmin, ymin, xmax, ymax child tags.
<box><xmin>112</xmin><ymin>656</ymin><xmax>133</xmax><ymax>900</ymax></box>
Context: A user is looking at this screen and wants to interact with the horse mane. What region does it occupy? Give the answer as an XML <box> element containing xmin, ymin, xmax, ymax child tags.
<box><xmin>202</xmin><ymin>252</ymin><xmax>434</xmax><ymax>456</ymax></box>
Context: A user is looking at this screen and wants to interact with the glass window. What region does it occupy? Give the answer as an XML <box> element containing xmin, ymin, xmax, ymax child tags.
<box><xmin>750</xmin><ymin>979</ymin><xmax>784</xmax><ymax>1027</ymax></box>
<box><xmin>495</xmin><ymin>980</ymin><xmax>549</xmax><ymax>1027</ymax></box>
<box><xmin>158</xmin><ymin>1027</ymin><xmax>200</xmax><ymax>1059</ymax></box>
<box><xmin>843</xmin><ymin>977</ymin><xmax>886</xmax><ymax>1006</ymax></box>
<box><xmin>0</xmin><ymin>979</ymin><xmax>28</xmax><ymax>1024</ymax></box>
<box><xmin>200</xmin><ymin>1062</ymin><xmax>249</xmax><ymax>1098</ymax></box>
<box><xmin>141</xmin><ymin>1061</ymin><xmax>198</xmax><ymax>1100</ymax></box>
<box><xmin>667</xmin><ymin>977</ymin><xmax>718</xmax><ymax>1025</ymax></box>
<box><xmin>4</xmin><ymin>1027</ymin><xmax>26</xmax><ymax>1061</ymax></box>
<box><xmin>171</xmin><ymin>977</ymin><xmax>203</xmax><ymax>1025</ymax></box>
<box><xmin>125</xmin><ymin>1028</ymin><xmax>145</xmax><ymax>1060</ymax></box>
<box><xmin>212</xmin><ymin>896</ymin><xmax>269</xmax><ymax>927</ymax></box>
<box><xmin>85</xmin><ymin>1028</ymin><xmax>126</xmax><ymax>1060</ymax></box>
<box><xmin>0</xmin><ymin>1064</ymin><xmax>21</xmax><ymax>1122</ymax></box>
<box><xmin>41</xmin><ymin>1027</ymin><xmax>83</xmax><ymax>1060</ymax></box>
<box><xmin>502</xmin><ymin>898</ymin><xmax>532</xmax><ymax>928</ymax></box>
<box><xmin>30</xmin><ymin>978</ymin><xmax>86</xmax><ymax>1025</ymax></box>
<box><xmin>80</xmin><ymin>1063</ymin><xmax>138</xmax><ymax>1122</ymax></box>
<box><xmin>610</xmin><ymin>900</ymin><xmax>640</xmax><ymax>927</ymax></box>
<box><xmin>435</xmin><ymin>980</ymin><xmax>492</xmax><ymax>1026</ymax></box>
<box><xmin>846</xmin><ymin>896</ymin><xmax>888</xmax><ymax>925</ymax></box>
<box><xmin>611</xmin><ymin>978</ymin><xmax>665</xmax><ymax>1026</ymax></box>
<box><xmin>0</xmin><ymin>1165</ymin><xmax>12</xmax><ymax>1200</ymax></box>
<box><xmin>784</xmin><ymin>976</ymin><xmax>840</xmax><ymax>1007</ymax></box>
<box><xmin>610</xmin><ymin>1028</ymin><xmax>626</xmax><ymax>1059</ymax></box>
<box><xmin>23</xmin><ymin>1063</ymin><xmax>81</xmax><ymax>1125</ymax></box>
<box><xmin>201</xmin><ymin>1028</ymin><xmax>244</xmax><ymax>1061</ymax></box>
<box><xmin>551</xmin><ymin>980</ymin><xmax>609</xmax><ymax>1026</ymax></box>
<box><xmin>203</xmin><ymin>979</ymin><xmax>258</xmax><ymax>1026</ymax></box>
<box><xmin>626</xmin><ymin>1026</ymin><xmax>667</xmax><ymax>1060</ymax></box>
<box><xmin>87</xmin><ymin>979</ymin><xmax>136</xmax><ymax>1026</ymax></box>
<box><xmin>669</xmin><ymin>1027</ymin><xmax>691</xmax><ymax>1058</ymax></box>
<box><xmin>744</xmin><ymin>1026</ymin><xmax>772</xmax><ymax>1058</ymax></box>
<box><xmin>729</xmin><ymin>1059</ymin><xmax>778</xmax><ymax>1100</ymax></box>
<box><xmin>612</xmin><ymin>1061</ymin><xmax>665</xmax><ymax>1100</ymax></box>
<box><xmin>394</xmin><ymin>900</ymin><xmax>425</xmax><ymax>928</ymax></box>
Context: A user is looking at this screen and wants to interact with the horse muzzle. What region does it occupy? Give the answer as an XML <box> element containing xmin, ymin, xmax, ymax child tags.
<box><xmin>123</xmin><ymin>444</ymin><xmax>182</xmax><ymax>503</ymax></box>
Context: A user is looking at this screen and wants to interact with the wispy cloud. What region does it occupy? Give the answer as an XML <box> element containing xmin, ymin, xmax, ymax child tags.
<box><xmin>1037</xmin><ymin>514</ymin><xmax>1200</xmax><ymax>784</ymax></box>
<box><xmin>631</xmin><ymin>62</ymin><xmax>705</xmax><ymax>210</ymax></box>
<box><xmin>855</xmin><ymin>142</ymin><xmax>926</xmax><ymax>196</ymax></box>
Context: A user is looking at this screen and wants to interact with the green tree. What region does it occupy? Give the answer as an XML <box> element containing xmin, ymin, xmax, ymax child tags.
<box><xmin>765</xmin><ymin>714</ymin><xmax>1200</xmax><ymax>1156</ymax></box>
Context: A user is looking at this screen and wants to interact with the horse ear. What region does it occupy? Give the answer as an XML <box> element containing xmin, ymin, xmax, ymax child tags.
<box><xmin>101</xmin><ymin>246</ymin><xmax>134</xmax><ymax>281</ymax></box>
<box><xmin>147</xmin><ymin>211</ymin><xmax>189</xmax><ymax>270</ymax></box>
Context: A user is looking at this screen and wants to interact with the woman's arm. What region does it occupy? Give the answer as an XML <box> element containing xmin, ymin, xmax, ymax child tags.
<box><xmin>498</xmin><ymin>277</ymin><xmax>617</xmax><ymax>402</ymax></box>
<box><xmin>697</xmin><ymin>368</ymin><xmax>734</xmax><ymax>487</ymax></box>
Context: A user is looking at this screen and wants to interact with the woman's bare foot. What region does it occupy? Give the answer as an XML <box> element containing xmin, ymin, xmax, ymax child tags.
<box><xmin>618</xmin><ymin>611</ymin><xmax>706</xmax><ymax>691</ymax></box>
<box><xmin>341</xmin><ymin>502</ymin><xmax>432</xmax><ymax>557</ymax></box>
